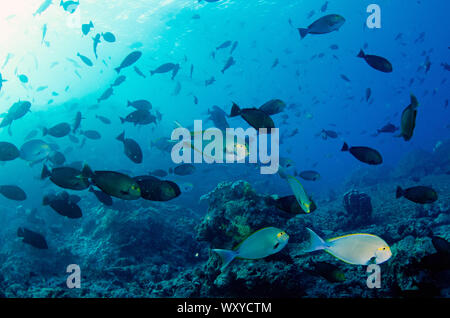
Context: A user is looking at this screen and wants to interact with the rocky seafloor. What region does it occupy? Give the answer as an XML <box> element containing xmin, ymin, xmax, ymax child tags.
<box><xmin>0</xmin><ymin>141</ymin><xmax>449</xmax><ymax>298</ymax></box>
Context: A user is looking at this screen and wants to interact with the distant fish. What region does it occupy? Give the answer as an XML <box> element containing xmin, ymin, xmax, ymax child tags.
<box><xmin>82</xmin><ymin>21</ymin><xmax>94</xmax><ymax>36</ymax></box>
<box><xmin>60</xmin><ymin>0</ymin><xmax>79</xmax><ymax>14</ymax></box>
<box><xmin>216</xmin><ymin>40</ymin><xmax>232</xmax><ymax>51</ymax></box>
<box><xmin>115</xmin><ymin>51</ymin><xmax>142</xmax><ymax>73</ymax></box>
<box><xmin>102</xmin><ymin>32</ymin><xmax>116</xmax><ymax>43</ymax></box>
<box><xmin>41</xmin><ymin>24</ymin><xmax>48</xmax><ymax>45</ymax></box>
<box><xmin>205</xmin><ymin>76</ymin><xmax>216</xmax><ymax>86</ymax></box>
<box><xmin>111</xmin><ymin>75</ymin><xmax>126</xmax><ymax>87</ymax></box>
<box><xmin>18</xmin><ymin>74</ymin><xmax>29</xmax><ymax>83</ymax></box>
<box><xmin>396</xmin><ymin>186</ymin><xmax>438</xmax><ymax>204</ymax></box>
<box><xmin>0</xmin><ymin>185</ymin><xmax>27</xmax><ymax>201</ymax></box>
<box><xmin>33</xmin><ymin>0</ymin><xmax>53</xmax><ymax>17</ymax></box>
<box><xmin>365</xmin><ymin>87</ymin><xmax>372</xmax><ymax>102</ymax></box>
<box><xmin>127</xmin><ymin>99</ymin><xmax>152</xmax><ymax>111</ymax></box>
<box><xmin>97</xmin><ymin>87</ymin><xmax>114</xmax><ymax>103</ymax></box>
<box><xmin>150</xmin><ymin>62</ymin><xmax>178</xmax><ymax>76</ymax></box>
<box><xmin>43</xmin><ymin>122</ymin><xmax>71</xmax><ymax>138</ymax></box>
<box><xmin>80</xmin><ymin>130</ymin><xmax>101</xmax><ymax>140</ymax></box>
<box><xmin>340</xmin><ymin>74</ymin><xmax>350</xmax><ymax>82</ymax></box>
<box><xmin>321</xmin><ymin>1</ymin><xmax>328</xmax><ymax>12</ymax></box>
<box><xmin>357</xmin><ymin>49</ymin><xmax>393</xmax><ymax>73</ymax></box>
<box><xmin>230</xmin><ymin>41</ymin><xmax>238</xmax><ymax>54</ymax></box>
<box><xmin>341</xmin><ymin>142</ymin><xmax>383</xmax><ymax>165</ymax></box>
<box><xmin>92</xmin><ymin>33</ymin><xmax>101</xmax><ymax>59</ymax></box>
<box><xmin>134</xmin><ymin>66</ymin><xmax>146</xmax><ymax>78</ymax></box>
<box><xmin>95</xmin><ymin>115</ymin><xmax>111</xmax><ymax>124</ymax></box>
<box><xmin>172</xmin><ymin>81</ymin><xmax>181</xmax><ymax>96</ymax></box>
<box><xmin>36</xmin><ymin>85</ymin><xmax>48</xmax><ymax>92</ymax></box>
<box><xmin>377</xmin><ymin>123</ymin><xmax>398</xmax><ymax>134</ymax></box>
<box><xmin>0</xmin><ymin>73</ymin><xmax>6</xmax><ymax>92</ymax></box>
<box><xmin>397</xmin><ymin>94</ymin><xmax>419</xmax><ymax>141</ymax></box>
<box><xmin>297</xmin><ymin>14</ymin><xmax>346</xmax><ymax>39</ymax></box>
<box><xmin>18</xmin><ymin>228</ymin><xmax>48</xmax><ymax>249</ymax></box>
<box><xmin>77</xmin><ymin>53</ymin><xmax>93</xmax><ymax>66</ymax></box>
<box><xmin>221</xmin><ymin>56</ymin><xmax>235</xmax><ymax>74</ymax></box>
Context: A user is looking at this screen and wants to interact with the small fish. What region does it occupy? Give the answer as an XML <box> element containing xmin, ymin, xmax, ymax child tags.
<box><xmin>341</xmin><ymin>142</ymin><xmax>382</xmax><ymax>165</ymax></box>
<box><xmin>92</xmin><ymin>34</ymin><xmax>101</xmax><ymax>59</ymax></box>
<box><xmin>357</xmin><ymin>49</ymin><xmax>393</xmax><ymax>73</ymax></box>
<box><xmin>97</xmin><ymin>87</ymin><xmax>113</xmax><ymax>103</ymax></box>
<box><xmin>340</xmin><ymin>74</ymin><xmax>350</xmax><ymax>82</ymax></box>
<box><xmin>366</xmin><ymin>87</ymin><xmax>372</xmax><ymax>101</ymax></box>
<box><xmin>221</xmin><ymin>56</ymin><xmax>235</xmax><ymax>74</ymax></box>
<box><xmin>82</xmin><ymin>21</ymin><xmax>94</xmax><ymax>36</ymax></box>
<box><xmin>299</xmin><ymin>170</ymin><xmax>321</xmax><ymax>181</ymax></box>
<box><xmin>80</xmin><ymin>130</ymin><xmax>101</xmax><ymax>140</ymax></box>
<box><xmin>127</xmin><ymin>99</ymin><xmax>152</xmax><ymax>111</ymax></box>
<box><xmin>396</xmin><ymin>186</ymin><xmax>438</xmax><ymax>204</ymax></box>
<box><xmin>116</xmin><ymin>131</ymin><xmax>143</xmax><ymax>164</ymax></box>
<box><xmin>397</xmin><ymin>94</ymin><xmax>419</xmax><ymax>141</ymax></box>
<box><xmin>205</xmin><ymin>76</ymin><xmax>216</xmax><ymax>86</ymax></box>
<box><xmin>102</xmin><ymin>32</ymin><xmax>116</xmax><ymax>43</ymax></box>
<box><xmin>216</xmin><ymin>40</ymin><xmax>232</xmax><ymax>50</ymax></box>
<box><xmin>212</xmin><ymin>227</ymin><xmax>289</xmax><ymax>270</ymax></box>
<box><xmin>298</xmin><ymin>14</ymin><xmax>346</xmax><ymax>39</ymax></box>
<box><xmin>190</xmin><ymin>64</ymin><xmax>194</xmax><ymax>78</ymax></box>
<box><xmin>77</xmin><ymin>53</ymin><xmax>93</xmax><ymax>67</ymax></box>
<box><xmin>95</xmin><ymin>115</ymin><xmax>111</xmax><ymax>124</ymax></box>
<box><xmin>60</xmin><ymin>0</ymin><xmax>79</xmax><ymax>14</ymax></box>
<box><xmin>230</xmin><ymin>41</ymin><xmax>238</xmax><ymax>54</ymax></box>
<box><xmin>115</xmin><ymin>51</ymin><xmax>142</xmax><ymax>73</ymax></box>
<box><xmin>41</xmin><ymin>24</ymin><xmax>48</xmax><ymax>45</ymax></box>
<box><xmin>18</xmin><ymin>74</ymin><xmax>29</xmax><ymax>83</ymax></box>
<box><xmin>111</xmin><ymin>75</ymin><xmax>126</xmax><ymax>87</ymax></box>
<box><xmin>18</xmin><ymin>228</ymin><xmax>48</xmax><ymax>249</ymax></box>
<box><xmin>150</xmin><ymin>63</ymin><xmax>178</xmax><ymax>76</ymax></box>
<box><xmin>229</xmin><ymin>102</ymin><xmax>275</xmax><ymax>131</ymax></box>
<box><xmin>33</xmin><ymin>0</ymin><xmax>53</xmax><ymax>17</ymax></box>
<box><xmin>0</xmin><ymin>185</ymin><xmax>27</xmax><ymax>201</ymax></box>
<box><xmin>134</xmin><ymin>66</ymin><xmax>146</xmax><ymax>78</ymax></box>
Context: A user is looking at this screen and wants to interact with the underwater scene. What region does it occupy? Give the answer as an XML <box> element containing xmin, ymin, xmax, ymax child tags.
<box><xmin>0</xmin><ymin>0</ymin><xmax>449</xmax><ymax>300</ymax></box>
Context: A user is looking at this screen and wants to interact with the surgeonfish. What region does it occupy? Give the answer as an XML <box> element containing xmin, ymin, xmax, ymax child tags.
<box><xmin>303</xmin><ymin>228</ymin><xmax>392</xmax><ymax>265</ymax></box>
<box><xmin>212</xmin><ymin>227</ymin><xmax>289</xmax><ymax>270</ymax></box>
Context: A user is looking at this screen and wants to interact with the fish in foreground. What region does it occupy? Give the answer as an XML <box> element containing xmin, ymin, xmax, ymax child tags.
<box><xmin>77</xmin><ymin>53</ymin><xmax>93</xmax><ymax>66</ymax></box>
<box><xmin>303</xmin><ymin>228</ymin><xmax>392</xmax><ymax>265</ymax></box>
<box><xmin>18</xmin><ymin>228</ymin><xmax>48</xmax><ymax>249</ymax></box>
<box><xmin>357</xmin><ymin>50</ymin><xmax>393</xmax><ymax>73</ymax></box>
<box><xmin>0</xmin><ymin>185</ymin><xmax>27</xmax><ymax>201</ymax></box>
<box><xmin>298</xmin><ymin>14</ymin><xmax>345</xmax><ymax>39</ymax></box>
<box><xmin>396</xmin><ymin>186</ymin><xmax>438</xmax><ymax>204</ymax></box>
<box><xmin>19</xmin><ymin>139</ymin><xmax>51</xmax><ymax>162</ymax></box>
<box><xmin>115</xmin><ymin>51</ymin><xmax>142</xmax><ymax>73</ymax></box>
<box><xmin>41</xmin><ymin>164</ymin><xmax>91</xmax><ymax>190</ymax></box>
<box><xmin>341</xmin><ymin>142</ymin><xmax>382</xmax><ymax>165</ymax></box>
<box><xmin>397</xmin><ymin>94</ymin><xmax>419</xmax><ymax>141</ymax></box>
<box><xmin>134</xmin><ymin>175</ymin><xmax>181</xmax><ymax>202</ymax></box>
<box><xmin>89</xmin><ymin>169</ymin><xmax>141</xmax><ymax>200</ymax></box>
<box><xmin>212</xmin><ymin>227</ymin><xmax>289</xmax><ymax>270</ymax></box>
<box><xmin>229</xmin><ymin>102</ymin><xmax>275</xmax><ymax>131</ymax></box>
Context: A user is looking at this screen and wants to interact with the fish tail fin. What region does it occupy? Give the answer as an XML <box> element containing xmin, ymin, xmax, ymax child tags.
<box><xmin>81</xmin><ymin>163</ymin><xmax>94</xmax><ymax>179</ymax></box>
<box><xmin>410</xmin><ymin>94</ymin><xmax>419</xmax><ymax>109</ymax></box>
<box><xmin>88</xmin><ymin>186</ymin><xmax>94</xmax><ymax>193</ymax></box>
<box><xmin>212</xmin><ymin>249</ymin><xmax>238</xmax><ymax>270</ymax></box>
<box><xmin>116</xmin><ymin>131</ymin><xmax>125</xmax><ymax>142</ymax></box>
<box><xmin>17</xmin><ymin>227</ymin><xmax>25</xmax><ymax>238</ymax></box>
<box><xmin>119</xmin><ymin>117</ymin><xmax>125</xmax><ymax>124</ymax></box>
<box><xmin>114</xmin><ymin>67</ymin><xmax>120</xmax><ymax>74</ymax></box>
<box><xmin>42</xmin><ymin>127</ymin><xmax>48</xmax><ymax>136</ymax></box>
<box><xmin>150</xmin><ymin>70</ymin><xmax>155</xmax><ymax>76</ymax></box>
<box><xmin>357</xmin><ymin>49</ymin><xmax>365</xmax><ymax>58</ymax></box>
<box><xmin>303</xmin><ymin>228</ymin><xmax>328</xmax><ymax>253</ymax></box>
<box><xmin>396</xmin><ymin>186</ymin><xmax>404</xmax><ymax>199</ymax></box>
<box><xmin>341</xmin><ymin>142</ymin><xmax>349</xmax><ymax>152</ymax></box>
<box><xmin>41</xmin><ymin>164</ymin><xmax>51</xmax><ymax>179</ymax></box>
<box><xmin>298</xmin><ymin>28</ymin><xmax>309</xmax><ymax>39</ymax></box>
<box><xmin>229</xmin><ymin>102</ymin><xmax>241</xmax><ymax>117</ymax></box>
<box><xmin>89</xmin><ymin>21</ymin><xmax>93</xmax><ymax>27</ymax></box>
<box><xmin>127</xmin><ymin>101</ymin><xmax>132</xmax><ymax>107</ymax></box>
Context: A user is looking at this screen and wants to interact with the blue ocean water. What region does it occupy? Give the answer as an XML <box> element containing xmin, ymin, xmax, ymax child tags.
<box><xmin>0</xmin><ymin>0</ymin><xmax>449</xmax><ymax>298</ymax></box>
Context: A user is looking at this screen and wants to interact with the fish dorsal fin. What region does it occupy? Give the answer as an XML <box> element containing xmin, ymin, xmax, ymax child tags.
<box><xmin>326</xmin><ymin>233</ymin><xmax>378</xmax><ymax>243</ymax></box>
